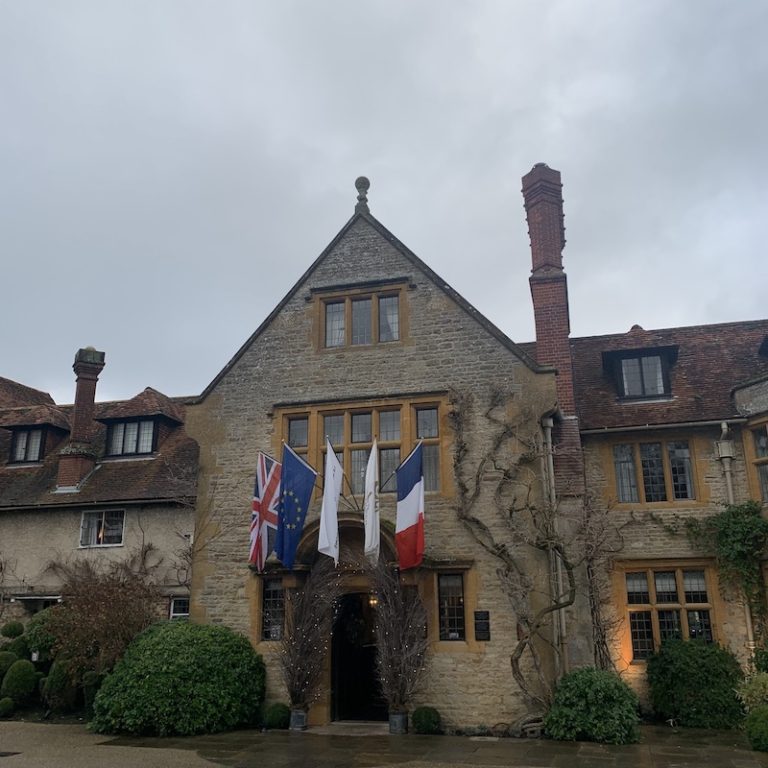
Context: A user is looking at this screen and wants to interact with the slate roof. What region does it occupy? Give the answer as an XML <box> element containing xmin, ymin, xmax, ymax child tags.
<box><xmin>524</xmin><ymin>319</ymin><xmax>768</xmax><ymax>431</ymax></box>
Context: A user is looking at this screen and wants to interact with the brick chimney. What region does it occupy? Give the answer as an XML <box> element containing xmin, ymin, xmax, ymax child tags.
<box><xmin>522</xmin><ymin>164</ymin><xmax>583</xmax><ymax>493</ymax></box>
<box><xmin>56</xmin><ymin>347</ymin><xmax>105</xmax><ymax>490</ymax></box>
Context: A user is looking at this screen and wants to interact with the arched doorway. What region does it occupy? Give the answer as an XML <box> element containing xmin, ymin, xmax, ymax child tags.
<box><xmin>331</xmin><ymin>592</ymin><xmax>387</xmax><ymax>720</ymax></box>
<box><xmin>293</xmin><ymin>515</ymin><xmax>396</xmax><ymax>723</ymax></box>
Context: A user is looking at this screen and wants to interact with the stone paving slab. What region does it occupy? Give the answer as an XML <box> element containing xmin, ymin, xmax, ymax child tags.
<box><xmin>3</xmin><ymin>722</ymin><xmax>768</xmax><ymax>768</ymax></box>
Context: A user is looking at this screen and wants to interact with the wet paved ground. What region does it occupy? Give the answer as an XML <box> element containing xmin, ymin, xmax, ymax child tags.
<box><xmin>2</xmin><ymin>721</ymin><xmax>768</xmax><ymax>767</ymax></box>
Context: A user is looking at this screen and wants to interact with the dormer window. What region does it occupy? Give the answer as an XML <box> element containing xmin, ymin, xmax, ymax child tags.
<box><xmin>602</xmin><ymin>346</ymin><xmax>678</xmax><ymax>400</ymax></box>
<box><xmin>10</xmin><ymin>427</ymin><xmax>44</xmax><ymax>463</ymax></box>
<box><xmin>106</xmin><ymin>419</ymin><xmax>155</xmax><ymax>456</ymax></box>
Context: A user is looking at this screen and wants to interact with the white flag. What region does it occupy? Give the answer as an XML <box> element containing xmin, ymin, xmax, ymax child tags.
<box><xmin>363</xmin><ymin>439</ymin><xmax>380</xmax><ymax>564</ymax></box>
<box><xmin>318</xmin><ymin>438</ymin><xmax>343</xmax><ymax>565</ymax></box>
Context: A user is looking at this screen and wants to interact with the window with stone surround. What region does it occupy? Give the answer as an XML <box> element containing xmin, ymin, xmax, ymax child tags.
<box><xmin>314</xmin><ymin>280</ymin><xmax>406</xmax><ymax>349</ymax></box>
<box><xmin>261</xmin><ymin>578</ymin><xmax>285</xmax><ymax>640</ymax></box>
<box><xmin>438</xmin><ymin>573</ymin><xmax>466</xmax><ymax>641</ymax></box>
<box><xmin>752</xmin><ymin>425</ymin><xmax>768</xmax><ymax>502</ymax></box>
<box><xmin>278</xmin><ymin>396</ymin><xmax>446</xmax><ymax>495</ymax></box>
<box><xmin>169</xmin><ymin>597</ymin><xmax>190</xmax><ymax>620</ymax></box>
<box><xmin>612</xmin><ymin>440</ymin><xmax>695</xmax><ymax>503</ymax></box>
<box><xmin>621</xmin><ymin>564</ymin><xmax>715</xmax><ymax>660</ymax></box>
<box><xmin>9</xmin><ymin>427</ymin><xmax>45</xmax><ymax>463</ymax></box>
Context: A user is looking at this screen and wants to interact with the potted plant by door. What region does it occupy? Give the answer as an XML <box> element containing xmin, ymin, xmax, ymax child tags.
<box><xmin>278</xmin><ymin>560</ymin><xmax>343</xmax><ymax>730</ymax></box>
<box><xmin>369</xmin><ymin>561</ymin><xmax>430</xmax><ymax>734</ymax></box>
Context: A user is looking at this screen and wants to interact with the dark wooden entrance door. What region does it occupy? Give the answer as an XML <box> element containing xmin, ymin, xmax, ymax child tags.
<box><xmin>331</xmin><ymin>592</ymin><xmax>387</xmax><ymax>721</ymax></box>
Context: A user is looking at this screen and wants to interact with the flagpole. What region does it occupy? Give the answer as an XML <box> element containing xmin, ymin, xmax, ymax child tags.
<box><xmin>380</xmin><ymin>440</ymin><xmax>423</xmax><ymax>492</ymax></box>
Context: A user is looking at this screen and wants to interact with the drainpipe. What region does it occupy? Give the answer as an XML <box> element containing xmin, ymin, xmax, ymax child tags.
<box><xmin>715</xmin><ymin>422</ymin><xmax>755</xmax><ymax>652</ymax></box>
<box><xmin>542</xmin><ymin>416</ymin><xmax>569</xmax><ymax>676</ymax></box>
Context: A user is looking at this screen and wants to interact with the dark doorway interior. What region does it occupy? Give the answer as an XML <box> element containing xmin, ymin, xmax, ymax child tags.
<box><xmin>331</xmin><ymin>592</ymin><xmax>387</xmax><ymax>721</ymax></box>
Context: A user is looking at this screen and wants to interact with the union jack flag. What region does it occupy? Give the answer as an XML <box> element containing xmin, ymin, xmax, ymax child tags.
<box><xmin>249</xmin><ymin>452</ymin><xmax>282</xmax><ymax>571</ymax></box>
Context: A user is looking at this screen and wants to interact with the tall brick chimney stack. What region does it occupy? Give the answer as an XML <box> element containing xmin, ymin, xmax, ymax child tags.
<box><xmin>522</xmin><ymin>164</ymin><xmax>583</xmax><ymax>493</ymax></box>
<box><xmin>56</xmin><ymin>347</ymin><xmax>106</xmax><ymax>490</ymax></box>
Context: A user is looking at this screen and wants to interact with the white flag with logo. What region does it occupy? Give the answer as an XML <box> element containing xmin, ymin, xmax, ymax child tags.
<box><xmin>363</xmin><ymin>439</ymin><xmax>380</xmax><ymax>564</ymax></box>
<box><xmin>318</xmin><ymin>438</ymin><xmax>343</xmax><ymax>565</ymax></box>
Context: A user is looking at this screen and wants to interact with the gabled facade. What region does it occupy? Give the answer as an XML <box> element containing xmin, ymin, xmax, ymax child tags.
<box><xmin>186</xmin><ymin>178</ymin><xmax>567</xmax><ymax>727</ymax></box>
<box><xmin>0</xmin><ymin>349</ymin><xmax>198</xmax><ymax>621</ymax></box>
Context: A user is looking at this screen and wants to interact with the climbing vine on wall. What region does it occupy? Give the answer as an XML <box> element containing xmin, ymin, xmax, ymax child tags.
<box><xmin>686</xmin><ymin>501</ymin><xmax>768</xmax><ymax>632</ymax></box>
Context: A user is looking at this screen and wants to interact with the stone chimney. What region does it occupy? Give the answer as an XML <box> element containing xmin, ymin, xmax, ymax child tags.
<box><xmin>56</xmin><ymin>347</ymin><xmax>105</xmax><ymax>490</ymax></box>
<box><xmin>522</xmin><ymin>164</ymin><xmax>583</xmax><ymax>493</ymax></box>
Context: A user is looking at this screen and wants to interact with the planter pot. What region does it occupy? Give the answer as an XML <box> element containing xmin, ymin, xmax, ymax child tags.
<box><xmin>389</xmin><ymin>712</ymin><xmax>408</xmax><ymax>734</ymax></box>
<box><xmin>289</xmin><ymin>709</ymin><xmax>308</xmax><ymax>731</ymax></box>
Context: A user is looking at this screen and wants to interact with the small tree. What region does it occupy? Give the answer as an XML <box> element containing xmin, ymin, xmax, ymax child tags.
<box><xmin>369</xmin><ymin>560</ymin><xmax>429</xmax><ymax>714</ymax></box>
<box><xmin>44</xmin><ymin>547</ymin><xmax>160</xmax><ymax>681</ymax></box>
<box><xmin>278</xmin><ymin>559</ymin><xmax>342</xmax><ymax>711</ymax></box>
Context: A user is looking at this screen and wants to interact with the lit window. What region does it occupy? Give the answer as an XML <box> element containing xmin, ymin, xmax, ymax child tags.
<box><xmin>106</xmin><ymin>420</ymin><xmax>155</xmax><ymax>456</ymax></box>
<box><xmin>262</xmin><ymin>578</ymin><xmax>284</xmax><ymax>640</ymax></box>
<box><xmin>169</xmin><ymin>597</ymin><xmax>190</xmax><ymax>620</ymax></box>
<box><xmin>322</xmin><ymin>291</ymin><xmax>401</xmax><ymax>348</ymax></box>
<box><xmin>80</xmin><ymin>510</ymin><xmax>125</xmax><ymax>547</ymax></box>
<box><xmin>10</xmin><ymin>428</ymin><xmax>44</xmax><ymax>463</ymax></box>
<box><xmin>623</xmin><ymin>566</ymin><xmax>714</xmax><ymax>660</ymax></box>
<box><xmin>438</xmin><ymin>573</ymin><xmax>465</xmax><ymax>641</ymax></box>
<box><xmin>612</xmin><ymin>440</ymin><xmax>695</xmax><ymax>503</ymax></box>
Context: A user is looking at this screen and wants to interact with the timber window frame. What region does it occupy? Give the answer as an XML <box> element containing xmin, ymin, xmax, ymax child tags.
<box><xmin>315</xmin><ymin>281</ymin><xmax>406</xmax><ymax>350</ymax></box>
<box><xmin>612</xmin><ymin>439</ymin><xmax>696</xmax><ymax>504</ymax></box>
<box><xmin>169</xmin><ymin>597</ymin><xmax>190</xmax><ymax>620</ymax></box>
<box><xmin>79</xmin><ymin>509</ymin><xmax>125</xmax><ymax>547</ymax></box>
<box><xmin>9</xmin><ymin>427</ymin><xmax>45</xmax><ymax>463</ymax></box>
<box><xmin>602</xmin><ymin>346</ymin><xmax>678</xmax><ymax>400</ymax></box>
<box><xmin>620</xmin><ymin>564</ymin><xmax>716</xmax><ymax>661</ymax></box>
<box><xmin>277</xmin><ymin>395</ymin><xmax>447</xmax><ymax>496</ymax></box>
<box><xmin>105</xmin><ymin>418</ymin><xmax>156</xmax><ymax>457</ymax></box>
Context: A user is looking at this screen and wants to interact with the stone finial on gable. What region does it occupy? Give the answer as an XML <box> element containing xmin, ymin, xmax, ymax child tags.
<box><xmin>355</xmin><ymin>176</ymin><xmax>370</xmax><ymax>213</ymax></box>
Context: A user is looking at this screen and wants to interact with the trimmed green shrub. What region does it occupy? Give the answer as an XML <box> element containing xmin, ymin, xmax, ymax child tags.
<box><xmin>25</xmin><ymin>608</ymin><xmax>56</xmax><ymax>663</ymax></box>
<box><xmin>0</xmin><ymin>659</ymin><xmax>38</xmax><ymax>706</ymax></box>
<box><xmin>0</xmin><ymin>651</ymin><xmax>18</xmax><ymax>679</ymax></box>
<box><xmin>262</xmin><ymin>702</ymin><xmax>290</xmax><ymax>729</ymax></box>
<box><xmin>91</xmin><ymin>622</ymin><xmax>266</xmax><ymax>736</ymax></box>
<box><xmin>544</xmin><ymin>667</ymin><xmax>639</xmax><ymax>745</ymax></box>
<box><xmin>739</xmin><ymin>673</ymin><xmax>768</xmax><ymax>713</ymax></box>
<box><xmin>2</xmin><ymin>636</ymin><xmax>29</xmax><ymax>660</ymax></box>
<box><xmin>42</xmin><ymin>661</ymin><xmax>78</xmax><ymax>713</ymax></box>
<box><xmin>647</xmin><ymin>640</ymin><xmax>743</xmax><ymax>728</ymax></box>
<box><xmin>0</xmin><ymin>697</ymin><xmax>14</xmax><ymax>718</ymax></box>
<box><xmin>1</xmin><ymin>621</ymin><xmax>24</xmax><ymax>639</ymax></box>
<box><xmin>412</xmin><ymin>706</ymin><xmax>442</xmax><ymax>734</ymax></box>
<box><xmin>746</xmin><ymin>705</ymin><xmax>768</xmax><ymax>752</ymax></box>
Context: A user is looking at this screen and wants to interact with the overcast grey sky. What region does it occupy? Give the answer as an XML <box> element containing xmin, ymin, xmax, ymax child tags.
<box><xmin>2</xmin><ymin>1</ymin><xmax>766</xmax><ymax>404</ymax></box>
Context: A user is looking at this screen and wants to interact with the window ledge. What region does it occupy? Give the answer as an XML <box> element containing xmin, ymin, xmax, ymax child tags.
<box><xmin>617</xmin><ymin>395</ymin><xmax>674</xmax><ymax>404</ymax></box>
<box><xmin>78</xmin><ymin>543</ymin><xmax>124</xmax><ymax>550</ymax></box>
<box><xmin>101</xmin><ymin>454</ymin><xmax>156</xmax><ymax>463</ymax></box>
<box><xmin>5</xmin><ymin>461</ymin><xmax>43</xmax><ymax>468</ymax></box>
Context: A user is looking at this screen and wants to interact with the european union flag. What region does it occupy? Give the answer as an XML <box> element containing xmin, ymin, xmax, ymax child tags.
<box><xmin>275</xmin><ymin>443</ymin><xmax>318</xmax><ymax>569</ymax></box>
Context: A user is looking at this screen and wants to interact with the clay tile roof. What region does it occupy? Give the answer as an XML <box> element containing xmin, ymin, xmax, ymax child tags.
<box><xmin>571</xmin><ymin>319</ymin><xmax>768</xmax><ymax>430</ymax></box>
<box><xmin>0</xmin><ymin>377</ymin><xmax>55</xmax><ymax>408</ymax></box>
<box><xmin>0</xmin><ymin>404</ymin><xmax>70</xmax><ymax>431</ymax></box>
<box><xmin>96</xmin><ymin>387</ymin><xmax>184</xmax><ymax>424</ymax></box>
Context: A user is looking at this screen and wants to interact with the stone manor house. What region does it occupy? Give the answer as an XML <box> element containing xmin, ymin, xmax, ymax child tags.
<box><xmin>1</xmin><ymin>165</ymin><xmax>767</xmax><ymax>728</ymax></box>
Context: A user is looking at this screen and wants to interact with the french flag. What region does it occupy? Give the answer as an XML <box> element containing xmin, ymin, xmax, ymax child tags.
<box><xmin>395</xmin><ymin>442</ymin><xmax>425</xmax><ymax>570</ymax></box>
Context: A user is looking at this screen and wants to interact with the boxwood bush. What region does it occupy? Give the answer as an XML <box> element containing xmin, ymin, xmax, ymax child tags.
<box><xmin>746</xmin><ymin>705</ymin><xmax>768</xmax><ymax>751</ymax></box>
<box><xmin>412</xmin><ymin>706</ymin><xmax>442</xmax><ymax>734</ymax></box>
<box><xmin>0</xmin><ymin>659</ymin><xmax>38</xmax><ymax>706</ymax></box>
<box><xmin>25</xmin><ymin>608</ymin><xmax>56</xmax><ymax>663</ymax></box>
<box><xmin>262</xmin><ymin>702</ymin><xmax>290</xmax><ymax>729</ymax></box>
<box><xmin>42</xmin><ymin>661</ymin><xmax>79</xmax><ymax>713</ymax></box>
<box><xmin>739</xmin><ymin>673</ymin><xmax>768</xmax><ymax>713</ymax></box>
<box><xmin>91</xmin><ymin>622</ymin><xmax>266</xmax><ymax>736</ymax></box>
<box><xmin>646</xmin><ymin>640</ymin><xmax>743</xmax><ymax>728</ymax></box>
<box><xmin>544</xmin><ymin>667</ymin><xmax>639</xmax><ymax>745</ymax></box>
<box><xmin>0</xmin><ymin>697</ymin><xmax>14</xmax><ymax>718</ymax></box>
<box><xmin>2</xmin><ymin>636</ymin><xmax>28</xmax><ymax>660</ymax></box>
<box><xmin>1</xmin><ymin>621</ymin><xmax>24</xmax><ymax>639</ymax></box>
<box><xmin>0</xmin><ymin>651</ymin><xmax>17</xmax><ymax>679</ymax></box>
